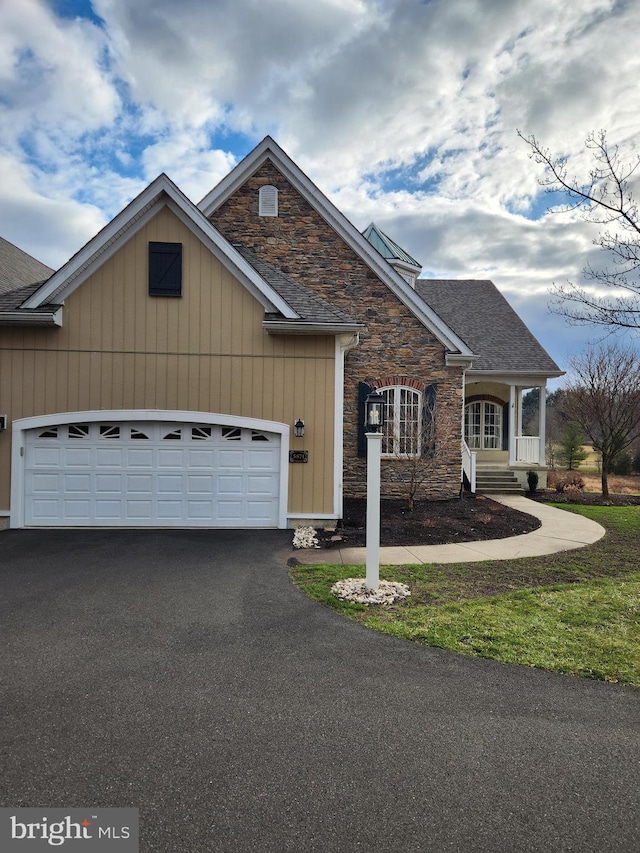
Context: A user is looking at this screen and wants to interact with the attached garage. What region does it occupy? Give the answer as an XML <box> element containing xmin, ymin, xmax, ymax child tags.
<box><xmin>12</xmin><ymin>413</ymin><xmax>288</xmax><ymax>529</ymax></box>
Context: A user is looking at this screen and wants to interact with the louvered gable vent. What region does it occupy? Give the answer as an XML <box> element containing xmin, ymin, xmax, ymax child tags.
<box><xmin>259</xmin><ymin>185</ymin><xmax>278</xmax><ymax>217</ymax></box>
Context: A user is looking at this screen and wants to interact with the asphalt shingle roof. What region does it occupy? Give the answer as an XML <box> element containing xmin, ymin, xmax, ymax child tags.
<box><xmin>0</xmin><ymin>237</ymin><xmax>53</xmax><ymax>296</ymax></box>
<box><xmin>234</xmin><ymin>244</ymin><xmax>360</xmax><ymax>327</ymax></box>
<box><xmin>416</xmin><ymin>278</ymin><xmax>562</xmax><ymax>374</ymax></box>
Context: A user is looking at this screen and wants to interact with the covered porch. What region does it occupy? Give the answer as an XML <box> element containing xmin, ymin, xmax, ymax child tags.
<box><xmin>462</xmin><ymin>375</ymin><xmax>551</xmax><ymax>493</ymax></box>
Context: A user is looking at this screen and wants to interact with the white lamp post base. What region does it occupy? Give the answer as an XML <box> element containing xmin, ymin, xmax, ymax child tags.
<box><xmin>365</xmin><ymin>431</ymin><xmax>383</xmax><ymax>590</ymax></box>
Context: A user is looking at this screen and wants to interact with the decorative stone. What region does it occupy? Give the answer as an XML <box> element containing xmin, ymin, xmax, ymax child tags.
<box><xmin>331</xmin><ymin>578</ymin><xmax>411</xmax><ymax>606</ymax></box>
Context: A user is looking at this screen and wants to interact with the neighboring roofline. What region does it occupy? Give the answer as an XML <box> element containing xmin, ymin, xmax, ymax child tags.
<box><xmin>262</xmin><ymin>319</ymin><xmax>363</xmax><ymax>335</ymax></box>
<box><xmin>198</xmin><ymin>137</ymin><xmax>474</xmax><ymax>358</ymax></box>
<box><xmin>21</xmin><ymin>174</ymin><xmax>300</xmax><ymax>320</ymax></box>
<box><xmin>0</xmin><ymin>307</ymin><xmax>62</xmax><ymax>327</ymax></box>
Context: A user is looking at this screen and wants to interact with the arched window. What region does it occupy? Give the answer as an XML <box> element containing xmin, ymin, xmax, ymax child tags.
<box><xmin>259</xmin><ymin>185</ymin><xmax>278</xmax><ymax>217</ymax></box>
<box><xmin>379</xmin><ymin>385</ymin><xmax>422</xmax><ymax>456</ymax></box>
<box><xmin>464</xmin><ymin>401</ymin><xmax>502</xmax><ymax>450</ymax></box>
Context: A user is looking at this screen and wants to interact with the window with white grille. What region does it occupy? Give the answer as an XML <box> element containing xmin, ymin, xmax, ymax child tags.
<box><xmin>379</xmin><ymin>386</ymin><xmax>422</xmax><ymax>457</ymax></box>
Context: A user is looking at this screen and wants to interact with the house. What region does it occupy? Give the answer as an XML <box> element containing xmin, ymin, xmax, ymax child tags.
<box><xmin>0</xmin><ymin>137</ymin><xmax>562</xmax><ymax>530</ymax></box>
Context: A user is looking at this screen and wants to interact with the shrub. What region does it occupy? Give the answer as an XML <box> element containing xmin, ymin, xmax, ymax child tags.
<box><xmin>553</xmin><ymin>472</ymin><xmax>585</xmax><ymax>493</ymax></box>
<box><xmin>526</xmin><ymin>470</ymin><xmax>539</xmax><ymax>493</ymax></box>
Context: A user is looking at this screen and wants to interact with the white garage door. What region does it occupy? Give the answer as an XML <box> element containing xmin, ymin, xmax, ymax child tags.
<box><xmin>24</xmin><ymin>421</ymin><xmax>281</xmax><ymax>528</ymax></box>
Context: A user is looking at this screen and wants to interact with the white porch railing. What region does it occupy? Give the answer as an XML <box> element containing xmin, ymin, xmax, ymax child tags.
<box><xmin>462</xmin><ymin>440</ymin><xmax>477</xmax><ymax>493</ymax></box>
<box><xmin>515</xmin><ymin>436</ymin><xmax>540</xmax><ymax>464</ymax></box>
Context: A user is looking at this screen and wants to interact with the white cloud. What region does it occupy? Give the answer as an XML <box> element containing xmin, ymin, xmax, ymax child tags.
<box><xmin>0</xmin><ymin>0</ymin><xmax>638</xmax><ymax>365</ymax></box>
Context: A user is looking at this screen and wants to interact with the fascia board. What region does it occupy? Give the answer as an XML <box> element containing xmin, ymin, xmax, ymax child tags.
<box><xmin>445</xmin><ymin>353</ymin><xmax>475</xmax><ymax>368</ymax></box>
<box><xmin>199</xmin><ymin>138</ymin><xmax>473</xmax><ymax>356</ymax></box>
<box><xmin>263</xmin><ymin>320</ymin><xmax>363</xmax><ymax>335</ymax></box>
<box><xmin>22</xmin><ymin>175</ymin><xmax>174</xmax><ymax>309</ymax></box>
<box><xmin>0</xmin><ymin>308</ymin><xmax>62</xmax><ymax>326</ymax></box>
<box><xmin>23</xmin><ymin>173</ymin><xmax>298</xmax><ymax>320</ymax></box>
<box><xmin>466</xmin><ymin>369</ymin><xmax>565</xmax><ymax>384</ymax></box>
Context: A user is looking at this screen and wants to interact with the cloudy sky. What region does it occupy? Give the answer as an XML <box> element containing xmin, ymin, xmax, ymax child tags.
<box><xmin>2</xmin><ymin>0</ymin><xmax>639</xmax><ymax>376</ymax></box>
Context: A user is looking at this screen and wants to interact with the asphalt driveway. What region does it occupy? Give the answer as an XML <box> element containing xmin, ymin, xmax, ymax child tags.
<box><xmin>1</xmin><ymin>529</ymin><xmax>639</xmax><ymax>852</ymax></box>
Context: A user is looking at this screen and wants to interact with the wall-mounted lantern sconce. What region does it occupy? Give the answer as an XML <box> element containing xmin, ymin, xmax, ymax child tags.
<box><xmin>294</xmin><ymin>418</ymin><xmax>305</xmax><ymax>438</ymax></box>
<box><xmin>365</xmin><ymin>391</ymin><xmax>385</xmax><ymax>433</ymax></box>
<box><xmin>0</xmin><ymin>415</ymin><xmax>7</xmax><ymax>432</ymax></box>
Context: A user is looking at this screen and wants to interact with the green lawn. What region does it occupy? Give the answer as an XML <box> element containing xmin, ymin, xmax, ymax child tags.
<box><xmin>290</xmin><ymin>504</ymin><xmax>640</xmax><ymax>687</ymax></box>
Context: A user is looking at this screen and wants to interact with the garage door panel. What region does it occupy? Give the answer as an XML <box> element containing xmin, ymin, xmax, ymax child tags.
<box><xmin>247</xmin><ymin>475</ymin><xmax>278</xmax><ymax>496</ymax></box>
<box><xmin>187</xmin><ymin>475</ymin><xmax>214</xmax><ymax>493</ymax></box>
<box><xmin>127</xmin><ymin>448</ymin><xmax>154</xmax><ymax>467</ymax></box>
<box><xmin>63</xmin><ymin>499</ymin><xmax>91</xmax><ymax>519</ymax></box>
<box><xmin>157</xmin><ymin>449</ymin><xmax>184</xmax><ymax>467</ymax></box>
<box><xmin>217</xmin><ymin>500</ymin><xmax>244</xmax><ymax>521</ymax></box>
<box><xmin>96</xmin><ymin>448</ymin><xmax>124</xmax><ymax>467</ymax></box>
<box><xmin>95</xmin><ymin>501</ymin><xmax>122</xmax><ymax>520</ymax></box>
<box><xmin>187</xmin><ymin>449</ymin><xmax>215</xmax><ymax>468</ymax></box>
<box><xmin>218</xmin><ymin>475</ymin><xmax>243</xmax><ymax>495</ymax></box>
<box><xmin>157</xmin><ymin>474</ymin><xmax>183</xmax><ymax>493</ymax></box>
<box><xmin>157</xmin><ymin>501</ymin><xmax>183</xmax><ymax>519</ymax></box>
<box><xmin>246</xmin><ymin>501</ymin><xmax>278</xmax><ymax>520</ymax></box>
<box><xmin>30</xmin><ymin>473</ymin><xmax>60</xmax><ymax>493</ymax></box>
<box><xmin>24</xmin><ymin>421</ymin><xmax>281</xmax><ymax>527</ymax></box>
<box><xmin>248</xmin><ymin>449</ymin><xmax>279</xmax><ymax>469</ymax></box>
<box><xmin>31</xmin><ymin>447</ymin><xmax>62</xmax><ymax>467</ymax></box>
<box><xmin>64</xmin><ymin>474</ymin><xmax>91</xmax><ymax>493</ymax></box>
<box><xmin>30</xmin><ymin>499</ymin><xmax>60</xmax><ymax>520</ymax></box>
<box><xmin>218</xmin><ymin>449</ymin><xmax>245</xmax><ymax>469</ymax></box>
<box><xmin>64</xmin><ymin>448</ymin><xmax>92</xmax><ymax>467</ymax></box>
<box><xmin>96</xmin><ymin>474</ymin><xmax>123</xmax><ymax>493</ymax></box>
<box><xmin>126</xmin><ymin>500</ymin><xmax>154</xmax><ymax>519</ymax></box>
<box><xmin>187</xmin><ymin>501</ymin><xmax>214</xmax><ymax>519</ymax></box>
<box><xmin>127</xmin><ymin>474</ymin><xmax>153</xmax><ymax>493</ymax></box>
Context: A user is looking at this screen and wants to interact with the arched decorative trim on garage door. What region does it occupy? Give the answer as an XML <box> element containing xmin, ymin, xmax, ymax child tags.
<box><xmin>10</xmin><ymin>410</ymin><xmax>290</xmax><ymax>529</ymax></box>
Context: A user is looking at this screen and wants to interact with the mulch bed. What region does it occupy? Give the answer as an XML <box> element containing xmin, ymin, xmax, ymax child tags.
<box><xmin>313</xmin><ymin>489</ymin><xmax>640</xmax><ymax>549</ymax></box>
<box><xmin>316</xmin><ymin>493</ymin><xmax>541</xmax><ymax>549</ymax></box>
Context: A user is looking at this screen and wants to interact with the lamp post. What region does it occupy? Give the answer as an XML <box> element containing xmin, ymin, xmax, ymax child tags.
<box><xmin>364</xmin><ymin>390</ymin><xmax>385</xmax><ymax>591</ymax></box>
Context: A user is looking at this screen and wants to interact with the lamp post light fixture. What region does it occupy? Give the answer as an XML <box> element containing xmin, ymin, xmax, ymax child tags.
<box><xmin>365</xmin><ymin>390</ymin><xmax>385</xmax><ymax>432</ymax></box>
<box><xmin>364</xmin><ymin>390</ymin><xmax>386</xmax><ymax>590</ymax></box>
<box><xmin>294</xmin><ymin>418</ymin><xmax>305</xmax><ymax>438</ymax></box>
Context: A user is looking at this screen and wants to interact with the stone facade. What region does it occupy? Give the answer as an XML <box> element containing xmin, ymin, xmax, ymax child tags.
<box><xmin>210</xmin><ymin>161</ymin><xmax>465</xmax><ymax>501</ymax></box>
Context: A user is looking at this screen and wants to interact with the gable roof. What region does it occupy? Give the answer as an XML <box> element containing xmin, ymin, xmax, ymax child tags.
<box><xmin>199</xmin><ymin>137</ymin><xmax>474</xmax><ymax>361</ymax></box>
<box><xmin>416</xmin><ymin>279</ymin><xmax>563</xmax><ymax>376</ymax></box>
<box><xmin>16</xmin><ymin>173</ymin><xmax>328</xmax><ymax>325</ymax></box>
<box><xmin>234</xmin><ymin>244</ymin><xmax>361</xmax><ymax>333</ymax></box>
<box><xmin>0</xmin><ymin>237</ymin><xmax>53</xmax><ymax>295</ymax></box>
<box><xmin>361</xmin><ymin>222</ymin><xmax>421</xmax><ymax>269</ymax></box>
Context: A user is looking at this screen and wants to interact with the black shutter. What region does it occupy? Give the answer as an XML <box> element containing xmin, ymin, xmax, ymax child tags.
<box><xmin>502</xmin><ymin>402</ymin><xmax>509</xmax><ymax>451</ymax></box>
<box><xmin>422</xmin><ymin>383</ymin><xmax>437</xmax><ymax>458</ymax></box>
<box><xmin>357</xmin><ymin>382</ymin><xmax>372</xmax><ymax>458</ymax></box>
<box><xmin>149</xmin><ymin>242</ymin><xmax>182</xmax><ymax>296</ymax></box>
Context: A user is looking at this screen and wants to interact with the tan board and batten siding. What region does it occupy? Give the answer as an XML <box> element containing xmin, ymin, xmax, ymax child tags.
<box><xmin>0</xmin><ymin>207</ymin><xmax>336</xmax><ymax>519</ymax></box>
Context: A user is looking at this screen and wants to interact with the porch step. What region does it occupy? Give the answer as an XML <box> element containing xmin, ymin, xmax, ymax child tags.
<box><xmin>475</xmin><ymin>469</ymin><xmax>523</xmax><ymax>495</ymax></box>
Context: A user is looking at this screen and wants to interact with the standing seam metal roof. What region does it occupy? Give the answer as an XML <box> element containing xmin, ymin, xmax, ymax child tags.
<box><xmin>361</xmin><ymin>222</ymin><xmax>422</xmax><ymax>268</ymax></box>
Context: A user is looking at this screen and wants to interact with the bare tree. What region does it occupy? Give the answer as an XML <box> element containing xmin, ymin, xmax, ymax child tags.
<box><xmin>560</xmin><ymin>343</ymin><xmax>640</xmax><ymax>497</ymax></box>
<box><xmin>389</xmin><ymin>392</ymin><xmax>442</xmax><ymax>511</ymax></box>
<box><xmin>518</xmin><ymin>129</ymin><xmax>640</xmax><ymax>332</ymax></box>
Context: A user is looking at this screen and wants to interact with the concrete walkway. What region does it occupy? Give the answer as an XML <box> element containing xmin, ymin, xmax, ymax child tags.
<box><xmin>292</xmin><ymin>494</ymin><xmax>606</xmax><ymax>565</ymax></box>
